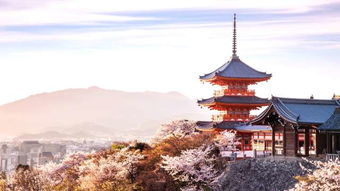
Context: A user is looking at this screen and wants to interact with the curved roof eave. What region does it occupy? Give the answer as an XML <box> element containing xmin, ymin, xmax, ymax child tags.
<box><xmin>251</xmin><ymin>97</ymin><xmax>299</xmax><ymax>125</ymax></box>
<box><xmin>272</xmin><ymin>103</ymin><xmax>299</xmax><ymax>124</ymax></box>
<box><xmin>200</xmin><ymin>72</ymin><xmax>272</xmax><ymax>81</ymax></box>
<box><xmin>250</xmin><ymin>104</ymin><xmax>273</xmax><ymax>124</ymax></box>
<box><xmin>199</xmin><ymin>57</ymin><xmax>272</xmax><ymax>80</ymax></box>
<box><xmin>318</xmin><ymin>107</ymin><xmax>340</xmax><ymax>131</ymax></box>
<box><xmin>336</xmin><ymin>100</ymin><xmax>340</xmax><ymax>106</ymax></box>
<box><xmin>214</xmin><ymin>72</ymin><xmax>273</xmax><ymax>80</ymax></box>
<box><xmin>198</xmin><ymin>96</ymin><xmax>269</xmax><ymax>105</ymax></box>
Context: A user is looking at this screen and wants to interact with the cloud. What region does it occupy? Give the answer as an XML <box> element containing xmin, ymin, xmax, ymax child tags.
<box><xmin>0</xmin><ymin>0</ymin><xmax>62</xmax><ymax>9</ymax></box>
<box><xmin>0</xmin><ymin>0</ymin><xmax>339</xmax><ymax>105</ymax></box>
<box><xmin>0</xmin><ymin>9</ymin><xmax>158</xmax><ymax>27</ymax></box>
<box><xmin>43</xmin><ymin>0</ymin><xmax>340</xmax><ymax>13</ymax></box>
<box><xmin>2</xmin><ymin>5</ymin><xmax>340</xmax><ymax>52</ymax></box>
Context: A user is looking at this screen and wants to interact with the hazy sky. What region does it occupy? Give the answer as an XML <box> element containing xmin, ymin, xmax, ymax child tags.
<box><xmin>0</xmin><ymin>0</ymin><xmax>339</xmax><ymax>105</ymax></box>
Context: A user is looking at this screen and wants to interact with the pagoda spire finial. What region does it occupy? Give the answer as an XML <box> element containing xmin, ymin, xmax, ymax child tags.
<box><xmin>232</xmin><ymin>13</ymin><xmax>237</xmax><ymax>58</ymax></box>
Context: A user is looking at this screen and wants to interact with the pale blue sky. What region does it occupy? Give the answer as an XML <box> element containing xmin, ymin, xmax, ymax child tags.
<box><xmin>0</xmin><ymin>0</ymin><xmax>339</xmax><ymax>105</ymax></box>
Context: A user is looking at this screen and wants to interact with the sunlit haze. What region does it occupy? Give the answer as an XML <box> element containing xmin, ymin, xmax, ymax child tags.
<box><xmin>0</xmin><ymin>1</ymin><xmax>340</xmax><ymax>187</ymax></box>
<box><xmin>0</xmin><ymin>0</ymin><xmax>339</xmax><ymax>105</ymax></box>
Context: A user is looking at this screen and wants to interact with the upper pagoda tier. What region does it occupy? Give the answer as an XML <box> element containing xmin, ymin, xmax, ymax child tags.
<box><xmin>199</xmin><ymin>56</ymin><xmax>271</xmax><ymax>85</ymax></box>
<box><xmin>198</xmin><ymin>95</ymin><xmax>269</xmax><ymax>110</ymax></box>
<box><xmin>200</xmin><ymin>14</ymin><xmax>271</xmax><ymax>85</ymax></box>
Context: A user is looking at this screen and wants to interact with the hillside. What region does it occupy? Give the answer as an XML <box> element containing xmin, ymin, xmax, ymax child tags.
<box><xmin>0</xmin><ymin>86</ymin><xmax>208</xmax><ymax>140</ymax></box>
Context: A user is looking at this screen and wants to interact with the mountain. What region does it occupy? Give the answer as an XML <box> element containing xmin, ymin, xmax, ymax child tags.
<box><xmin>15</xmin><ymin>131</ymin><xmax>72</xmax><ymax>140</ymax></box>
<box><xmin>0</xmin><ymin>87</ymin><xmax>208</xmax><ymax>140</ymax></box>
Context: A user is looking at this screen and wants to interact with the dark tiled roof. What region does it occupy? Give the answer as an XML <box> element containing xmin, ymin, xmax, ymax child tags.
<box><xmin>318</xmin><ymin>107</ymin><xmax>340</xmax><ymax>131</ymax></box>
<box><xmin>198</xmin><ymin>96</ymin><xmax>269</xmax><ymax>105</ymax></box>
<box><xmin>196</xmin><ymin>121</ymin><xmax>214</xmax><ymax>130</ymax></box>
<box><xmin>196</xmin><ymin>121</ymin><xmax>271</xmax><ymax>132</ymax></box>
<box><xmin>200</xmin><ymin>56</ymin><xmax>271</xmax><ymax>80</ymax></box>
<box><xmin>234</xmin><ymin>125</ymin><xmax>271</xmax><ymax>132</ymax></box>
<box><xmin>196</xmin><ymin>121</ymin><xmax>243</xmax><ymax>130</ymax></box>
<box><xmin>215</xmin><ymin>121</ymin><xmax>243</xmax><ymax>129</ymax></box>
<box><xmin>253</xmin><ymin>97</ymin><xmax>340</xmax><ymax>125</ymax></box>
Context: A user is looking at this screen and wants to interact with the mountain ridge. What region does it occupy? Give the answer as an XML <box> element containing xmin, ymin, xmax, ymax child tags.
<box><xmin>0</xmin><ymin>87</ymin><xmax>208</xmax><ymax>140</ymax></box>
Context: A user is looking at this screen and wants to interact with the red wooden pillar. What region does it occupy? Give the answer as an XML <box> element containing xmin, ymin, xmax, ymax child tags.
<box><xmin>304</xmin><ymin>127</ymin><xmax>310</xmax><ymax>157</ymax></box>
<box><xmin>294</xmin><ymin>128</ymin><xmax>298</xmax><ymax>156</ymax></box>
<box><xmin>241</xmin><ymin>134</ymin><xmax>244</xmax><ymax>151</ymax></box>
<box><xmin>272</xmin><ymin>126</ymin><xmax>275</xmax><ymax>156</ymax></box>
<box><xmin>283</xmin><ymin>125</ymin><xmax>286</xmax><ymax>156</ymax></box>
<box><xmin>326</xmin><ymin>132</ymin><xmax>329</xmax><ymax>153</ymax></box>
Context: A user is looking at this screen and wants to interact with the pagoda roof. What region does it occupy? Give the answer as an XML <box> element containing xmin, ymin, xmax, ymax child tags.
<box><xmin>252</xmin><ymin>96</ymin><xmax>340</xmax><ymax>125</ymax></box>
<box><xmin>196</xmin><ymin>121</ymin><xmax>215</xmax><ymax>130</ymax></box>
<box><xmin>198</xmin><ymin>95</ymin><xmax>269</xmax><ymax>106</ymax></box>
<box><xmin>318</xmin><ymin>107</ymin><xmax>340</xmax><ymax>131</ymax></box>
<box><xmin>196</xmin><ymin>121</ymin><xmax>271</xmax><ymax>132</ymax></box>
<box><xmin>200</xmin><ymin>56</ymin><xmax>271</xmax><ymax>81</ymax></box>
<box><xmin>234</xmin><ymin>125</ymin><xmax>271</xmax><ymax>132</ymax></box>
<box><xmin>196</xmin><ymin>121</ymin><xmax>243</xmax><ymax>131</ymax></box>
<box><xmin>216</xmin><ymin>121</ymin><xmax>243</xmax><ymax>129</ymax></box>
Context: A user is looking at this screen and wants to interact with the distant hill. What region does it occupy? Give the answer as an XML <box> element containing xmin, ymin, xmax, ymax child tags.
<box><xmin>15</xmin><ymin>129</ymin><xmax>102</xmax><ymax>140</ymax></box>
<box><xmin>15</xmin><ymin>131</ymin><xmax>72</xmax><ymax>140</ymax></box>
<box><xmin>0</xmin><ymin>87</ymin><xmax>208</xmax><ymax>140</ymax></box>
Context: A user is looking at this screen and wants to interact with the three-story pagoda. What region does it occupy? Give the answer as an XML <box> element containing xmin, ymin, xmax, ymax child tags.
<box><xmin>197</xmin><ymin>14</ymin><xmax>271</xmax><ymax>132</ymax></box>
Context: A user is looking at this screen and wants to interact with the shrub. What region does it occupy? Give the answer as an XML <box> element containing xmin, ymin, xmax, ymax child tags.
<box><xmin>111</xmin><ymin>144</ymin><xmax>126</xmax><ymax>150</ymax></box>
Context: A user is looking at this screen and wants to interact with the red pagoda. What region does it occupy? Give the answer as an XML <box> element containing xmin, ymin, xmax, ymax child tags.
<box><xmin>197</xmin><ymin>14</ymin><xmax>271</xmax><ymax>152</ymax></box>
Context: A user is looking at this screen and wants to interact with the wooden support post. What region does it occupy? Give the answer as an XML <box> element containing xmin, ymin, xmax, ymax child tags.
<box><xmin>332</xmin><ymin>134</ymin><xmax>336</xmax><ymax>153</ymax></box>
<box><xmin>241</xmin><ymin>134</ymin><xmax>244</xmax><ymax>152</ymax></box>
<box><xmin>283</xmin><ymin>125</ymin><xmax>286</xmax><ymax>156</ymax></box>
<box><xmin>272</xmin><ymin>126</ymin><xmax>275</xmax><ymax>156</ymax></box>
<box><xmin>326</xmin><ymin>133</ymin><xmax>330</xmax><ymax>153</ymax></box>
<box><xmin>294</xmin><ymin>128</ymin><xmax>298</xmax><ymax>156</ymax></box>
<box><xmin>315</xmin><ymin>131</ymin><xmax>318</xmax><ymax>155</ymax></box>
<box><xmin>263</xmin><ymin>132</ymin><xmax>266</xmax><ymax>151</ymax></box>
<box><xmin>336</xmin><ymin>134</ymin><xmax>339</xmax><ymax>152</ymax></box>
<box><xmin>305</xmin><ymin>127</ymin><xmax>309</xmax><ymax>157</ymax></box>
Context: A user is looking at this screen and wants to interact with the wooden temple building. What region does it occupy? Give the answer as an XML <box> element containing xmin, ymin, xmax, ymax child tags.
<box><xmin>197</xmin><ymin>14</ymin><xmax>272</xmax><ymax>154</ymax></box>
<box><xmin>319</xmin><ymin>107</ymin><xmax>340</xmax><ymax>154</ymax></box>
<box><xmin>252</xmin><ymin>97</ymin><xmax>340</xmax><ymax>156</ymax></box>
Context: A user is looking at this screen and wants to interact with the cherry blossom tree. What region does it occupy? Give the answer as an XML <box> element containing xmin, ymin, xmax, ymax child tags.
<box><xmin>78</xmin><ymin>155</ymin><xmax>121</xmax><ymax>190</ymax></box>
<box><xmin>161</xmin><ymin>145</ymin><xmax>220</xmax><ymax>190</ymax></box>
<box><xmin>160</xmin><ymin>129</ymin><xmax>241</xmax><ymax>190</ymax></box>
<box><xmin>215</xmin><ymin>130</ymin><xmax>240</xmax><ymax>151</ymax></box>
<box><xmin>51</xmin><ymin>152</ymin><xmax>88</xmax><ymax>189</ymax></box>
<box><xmin>78</xmin><ymin>148</ymin><xmax>144</xmax><ymax>190</ymax></box>
<box><xmin>153</xmin><ymin>120</ymin><xmax>197</xmax><ymax>143</ymax></box>
<box><xmin>292</xmin><ymin>159</ymin><xmax>340</xmax><ymax>191</ymax></box>
<box><xmin>8</xmin><ymin>165</ymin><xmax>47</xmax><ymax>191</ymax></box>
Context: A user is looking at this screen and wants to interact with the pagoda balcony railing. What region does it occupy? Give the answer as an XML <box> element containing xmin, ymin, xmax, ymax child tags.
<box><xmin>212</xmin><ymin>114</ymin><xmax>224</xmax><ymax>122</ymax></box>
<box><xmin>212</xmin><ymin>114</ymin><xmax>257</xmax><ymax>122</ymax></box>
<box><xmin>214</xmin><ymin>89</ymin><xmax>255</xmax><ymax>97</ymax></box>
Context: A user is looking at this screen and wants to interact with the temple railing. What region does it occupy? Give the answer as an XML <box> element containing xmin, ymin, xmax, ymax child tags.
<box><xmin>213</xmin><ymin>90</ymin><xmax>225</xmax><ymax>97</ymax></box>
<box><xmin>326</xmin><ymin>154</ymin><xmax>340</xmax><ymax>161</ymax></box>
<box><xmin>214</xmin><ymin>89</ymin><xmax>256</xmax><ymax>97</ymax></box>
<box><xmin>212</xmin><ymin>114</ymin><xmax>257</xmax><ymax>122</ymax></box>
<box><xmin>254</xmin><ymin>150</ymin><xmax>272</xmax><ymax>158</ymax></box>
<box><xmin>212</xmin><ymin>114</ymin><xmax>224</xmax><ymax>122</ymax></box>
<box><xmin>221</xmin><ymin>150</ymin><xmax>271</xmax><ymax>159</ymax></box>
<box><xmin>225</xmin><ymin>114</ymin><xmax>254</xmax><ymax>121</ymax></box>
